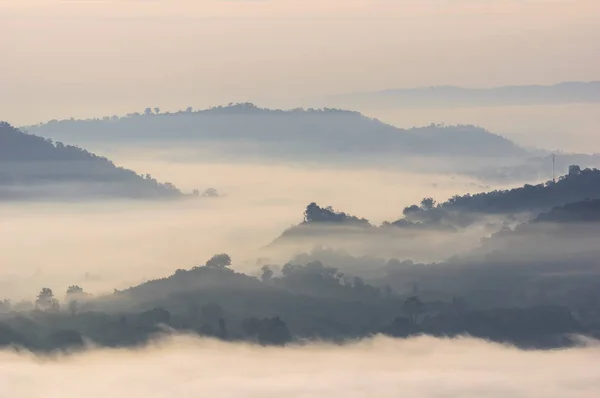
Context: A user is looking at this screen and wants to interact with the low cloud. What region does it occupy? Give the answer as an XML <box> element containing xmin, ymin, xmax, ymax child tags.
<box><xmin>2</xmin><ymin>334</ymin><xmax>600</xmax><ymax>397</ymax></box>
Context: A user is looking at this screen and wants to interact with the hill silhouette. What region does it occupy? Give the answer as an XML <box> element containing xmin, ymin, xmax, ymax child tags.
<box><xmin>0</xmin><ymin>122</ymin><xmax>183</xmax><ymax>200</ymax></box>
<box><xmin>23</xmin><ymin>103</ymin><xmax>526</xmax><ymax>160</ymax></box>
<box><xmin>392</xmin><ymin>165</ymin><xmax>600</xmax><ymax>226</ymax></box>
<box><xmin>267</xmin><ymin>167</ymin><xmax>600</xmax><ymax>258</ymax></box>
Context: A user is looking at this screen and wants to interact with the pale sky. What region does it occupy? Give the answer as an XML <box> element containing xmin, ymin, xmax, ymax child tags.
<box><xmin>1</xmin><ymin>0</ymin><xmax>599</xmax><ymax>124</ymax></box>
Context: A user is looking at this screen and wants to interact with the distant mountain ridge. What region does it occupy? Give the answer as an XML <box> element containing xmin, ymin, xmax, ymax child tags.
<box><xmin>22</xmin><ymin>103</ymin><xmax>527</xmax><ymax>159</ymax></box>
<box><xmin>325</xmin><ymin>81</ymin><xmax>600</xmax><ymax>108</ymax></box>
<box><xmin>0</xmin><ymin>122</ymin><xmax>184</xmax><ymax>200</ymax></box>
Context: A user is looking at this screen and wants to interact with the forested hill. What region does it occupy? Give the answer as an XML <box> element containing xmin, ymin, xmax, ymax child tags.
<box><xmin>533</xmin><ymin>199</ymin><xmax>600</xmax><ymax>224</ymax></box>
<box><xmin>392</xmin><ymin>166</ymin><xmax>600</xmax><ymax>226</ymax></box>
<box><xmin>271</xmin><ymin>167</ymin><xmax>600</xmax><ymax>245</ymax></box>
<box><xmin>23</xmin><ymin>103</ymin><xmax>526</xmax><ymax>158</ymax></box>
<box><xmin>0</xmin><ymin>122</ymin><xmax>183</xmax><ymax>199</ymax></box>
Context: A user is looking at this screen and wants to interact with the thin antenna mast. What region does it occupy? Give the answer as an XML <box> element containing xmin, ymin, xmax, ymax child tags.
<box><xmin>552</xmin><ymin>153</ymin><xmax>556</xmax><ymax>183</ymax></box>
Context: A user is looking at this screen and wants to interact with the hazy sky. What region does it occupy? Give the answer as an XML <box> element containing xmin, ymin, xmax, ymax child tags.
<box><xmin>1</xmin><ymin>0</ymin><xmax>599</xmax><ymax>123</ymax></box>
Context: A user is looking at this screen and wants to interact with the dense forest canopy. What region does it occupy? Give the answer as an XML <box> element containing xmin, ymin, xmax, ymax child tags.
<box><xmin>0</xmin><ymin>122</ymin><xmax>184</xmax><ymax>199</ymax></box>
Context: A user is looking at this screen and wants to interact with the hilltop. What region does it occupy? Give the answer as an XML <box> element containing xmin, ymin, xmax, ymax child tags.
<box><xmin>266</xmin><ymin>167</ymin><xmax>600</xmax><ymax>259</ymax></box>
<box><xmin>0</xmin><ymin>122</ymin><xmax>184</xmax><ymax>200</ymax></box>
<box><xmin>23</xmin><ymin>103</ymin><xmax>526</xmax><ymax>160</ymax></box>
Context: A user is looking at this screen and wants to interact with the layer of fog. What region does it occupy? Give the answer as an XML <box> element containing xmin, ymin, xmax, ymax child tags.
<box><xmin>1</xmin><ymin>157</ymin><xmax>499</xmax><ymax>300</ymax></box>
<box><xmin>3</xmin><ymin>334</ymin><xmax>600</xmax><ymax>397</ymax></box>
<box><xmin>263</xmin><ymin>218</ymin><xmax>512</xmax><ymax>268</ymax></box>
<box><xmin>21</xmin><ymin>104</ymin><xmax>600</xmax><ymax>185</ymax></box>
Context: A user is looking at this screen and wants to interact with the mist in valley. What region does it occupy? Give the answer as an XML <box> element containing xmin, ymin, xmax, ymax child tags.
<box><xmin>0</xmin><ymin>156</ymin><xmax>491</xmax><ymax>300</ymax></box>
<box><xmin>3</xmin><ymin>0</ymin><xmax>600</xmax><ymax>395</ymax></box>
<box><xmin>356</xmin><ymin>103</ymin><xmax>600</xmax><ymax>154</ymax></box>
<box><xmin>2</xmin><ymin>335</ymin><xmax>600</xmax><ymax>398</ymax></box>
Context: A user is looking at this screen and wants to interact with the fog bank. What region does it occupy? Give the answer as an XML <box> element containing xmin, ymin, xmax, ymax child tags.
<box><xmin>0</xmin><ymin>159</ymin><xmax>491</xmax><ymax>300</ymax></box>
<box><xmin>2</xmin><ymin>335</ymin><xmax>600</xmax><ymax>397</ymax></box>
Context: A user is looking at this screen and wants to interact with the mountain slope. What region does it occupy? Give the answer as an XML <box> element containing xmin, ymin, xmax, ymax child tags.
<box><xmin>266</xmin><ymin>168</ymin><xmax>600</xmax><ymax>262</ymax></box>
<box><xmin>0</xmin><ymin>122</ymin><xmax>183</xmax><ymax>200</ymax></box>
<box><xmin>23</xmin><ymin>103</ymin><xmax>526</xmax><ymax>159</ymax></box>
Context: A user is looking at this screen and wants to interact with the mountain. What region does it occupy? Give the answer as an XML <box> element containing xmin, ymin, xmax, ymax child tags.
<box><xmin>324</xmin><ymin>81</ymin><xmax>600</xmax><ymax>108</ymax></box>
<box><xmin>22</xmin><ymin>103</ymin><xmax>526</xmax><ymax>160</ymax></box>
<box><xmin>276</xmin><ymin>167</ymin><xmax>600</xmax><ymax>234</ymax></box>
<box><xmin>266</xmin><ymin>167</ymin><xmax>600</xmax><ymax>261</ymax></box>
<box><xmin>394</xmin><ymin>166</ymin><xmax>600</xmax><ymax>224</ymax></box>
<box><xmin>0</xmin><ymin>122</ymin><xmax>183</xmax><ymax>200</ymax></box>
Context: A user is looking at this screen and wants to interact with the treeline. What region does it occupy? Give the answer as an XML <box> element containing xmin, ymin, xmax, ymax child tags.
<box><xmin>0</xmin><ymin>249</ymin><xmax>596</xmax><ymax>352</ymax></box>
<box><xmin>23</xmin><ymin>103</ymin><xmax>525</xmax><ymax>159</ymax></box>
<box><xmin>276</xmin><ymin>166</ymin><xmax>600</xmax><ymax>239</ymax></box>
<box><xmin>0</xmin><ymin>122</ymin><xmax>185</xmax><ymax>199</ymax></box>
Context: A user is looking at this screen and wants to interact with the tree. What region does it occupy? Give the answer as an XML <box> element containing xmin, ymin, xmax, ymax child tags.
<box><xmin>241</xmin><ymin>317</ymin><xmax>262</xmax><ymax>336</ymax></box>
<box><xmin>260</xmin><ymin>265</ymin><xmax>274</xmax><ymax>283</ymax></box>
<box><xmin>154</xmin><ymin>107</ymin><xmax>161</xmax><ymax>115</ymax></box>
<box><xmin>402</xmin><ymin>205</ymin><xmax>420</xmax><ymax>216</ymax></box>
<box><xmin>202</xmin><ymin>188</ymin><xmax>219</xmax><ymax>197</ymax></box>
<box><xmin>0</xmin><ymin>299</ymin><xmax>11</xmax><ymax>313</ymax></box>
<box><xmin>403</xmin><ymin>296</ymin><xmax>423</xmax><ymax>326</ymax></box>
<box><xmin>138</xmin><ymin>307</ymin><xmax>171</xmax><ymax>329</ymax></box>
<box><xmin>66</xmin><ymin>286</ymin><xmax>86</xmax><ymax>316</ymax></box>
<box><xmin>205</xmin><ymin>253</ymin><xmax>231</xmax><ymax>269</ymax></box>
<box><xmin>242</xmin><ymin>317</ymin><xmax>292</xmax><ymax>345</ymax></box>
<box><xmin>382</xmin><ymin>285</ymin><xmax>393</xmax><ymax>298</ymax></box>
<box><xmin>258</xmin><ymin>317</ymin><xmax>291</xmax><ymax>346</ymax></box>
<box><xmin>218</xmin><ymin>318</ymin><xmax>228</xmax><ymax>340</ymax></box>
<box><xmin>420</xmin><ymin>197</ymin><xmax>436</xmax><ymax>210</ymax></box>
<box><xmin>569</xmin><ymin>165</ymin><xmax>582</xmax><ymax>177</ymax></box>
<box><xmin>35</xmin><ymin>288</ymin><xmax>59</xmax><ymax>312</ymax></box>
<box><xmin>144</xmin><ymin>107</ymin><xmax>153</xmax><ymax>116</ymax></box>
<box><xmin>200</xmin><ymin>302</ymin><xmax>223</xmax><ymax>323</ymax></box>
<box><xmin>66</xmin><ymin>285</ymin><xmax>84</xmax><ymax>296</ymax></box>
<box><xmin>68</xmin><ymin>300</ymin><xmax>78</xmax><ymax>316</ymax></box>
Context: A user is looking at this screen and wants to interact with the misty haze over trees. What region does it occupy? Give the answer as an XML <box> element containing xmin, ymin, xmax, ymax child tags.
<box><xmin>24</xmin><ymin>103</ymin><xmax>524</xmax><ymax>159</ymax></box>
<box><xmin>0</xmin><ymin>122</ymin><xmax>188</xmax><ymax>200</ymax></box>
<box><xmin>5</xmin><ymin>0</ymin><xmax>600</xmax><ymax>395</ymax></box>
<box><xmin>3</xmin><ymin>83</ymin><xmax>600</xmax><ymax>358</ymax></box>
<box><xmin>268</xmin><ymin>167</ymin><xmax>600</xmax><ymax>259</ymax></box>
<box><xmin>23</xmin><ymin>103</ymin><xmax>600</xmax><ymax>183</ymax></box>
<box><xmin>2</xmin><ymin>168</ymin><xmax>600</xmax><ymax>352</ymax></box>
